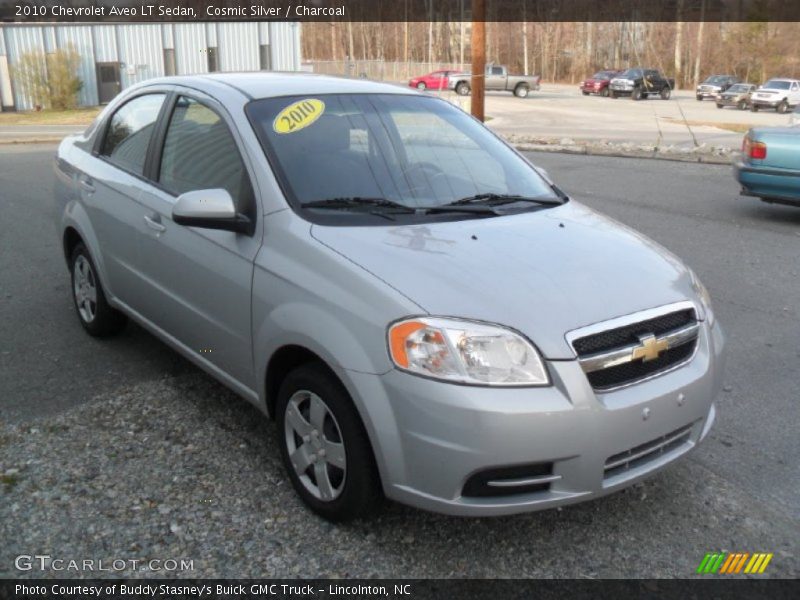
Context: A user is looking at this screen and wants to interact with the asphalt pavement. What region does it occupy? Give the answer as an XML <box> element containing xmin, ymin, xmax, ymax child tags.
<box><xmin>1</xmin><ymin>144</ymin><xmax>798</xmax><ymax>578</ymax></box>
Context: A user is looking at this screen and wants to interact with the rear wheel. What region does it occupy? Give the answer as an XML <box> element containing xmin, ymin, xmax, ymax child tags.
<box><xmin>610</xmin><ymin>90</ymin><xmax>618</xmax><ymax>99</ymax></box>
<box><xmin>696</xmin><ymin>95</ymin><xmax>703</xmax><ymax>101</ymax></box>
<box><xmin>660</xmin><ymin>87</ymin><xmax>671</xmax><ymax>100</ymax></box>
<box><xmin>69</xmin><ymin>243</ymin><xmax>126</xmax><ymax>337</ymax></box>
<box><xmin>581</xmin><ymin>90</ymin><xmax>590</xmax><ymax>96</ymax></box>
<box><xmin>277</xmin><ymin>363</ymin><xmax>381</xmax><ymax>522</ymax></box>
<box><xmin>777</xmin><ymin>99</ymin><xmax>789</xmax><ymax>114</ymax></box>
<box><xmin>514</xmin><ymin>83</ymin><xmax>529</xmax><ymax>98</ymax></box>
<box><xmin>751</xmin><ymin>104</ymin><xmax>759</xmax><ymax>112</ymax></box>
<box><xmin>416</xmin><ymin>82</ymin><xmax>426</xmax><ymax>91</ymax></box>
<box><xmin>716</xmin><ymin>103</ymin><xmax>724</xmax><ymax>109</ymax></box>
<box><xmin>455</xmin><ymin>82</ymin><xmax>470</xmax><ymax>96</ymax></box>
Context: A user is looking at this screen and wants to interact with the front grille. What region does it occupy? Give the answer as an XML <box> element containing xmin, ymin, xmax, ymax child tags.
<box><xmin>573</xmin><ymin>309</ymin><xmax>695</xmax><ymax>355</ymax></box>
<box><xmin>604</xmin><ymin>423</ymin><xmax>694</xmax><ymax>480</ymax></box>
<box><xmin>572</xmin><ymin>307</ymin><xmax>698</xmax><ymax>391</ymax></box>
<box><xmin>587</xmin><ymin>342</ymin><xmax>695</xmax><ymax>389</ymax></box>
<box><xmin>462</xmin><ymin>462</ymin><xmax>555</xmax><ymax>498</ymax></box>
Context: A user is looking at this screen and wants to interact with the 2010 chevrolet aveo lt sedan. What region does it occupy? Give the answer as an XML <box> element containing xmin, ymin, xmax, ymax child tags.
<box><xmin>55</xmin><ymin>73</ymin><xmax>725</xmax><ymax>521</ymax></box>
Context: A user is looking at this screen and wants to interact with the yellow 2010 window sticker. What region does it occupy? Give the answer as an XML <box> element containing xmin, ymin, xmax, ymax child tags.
<box><xmin>273</xmin><ymin>99</ymin><xmax>326</xmax><ymax>134</ymax></box>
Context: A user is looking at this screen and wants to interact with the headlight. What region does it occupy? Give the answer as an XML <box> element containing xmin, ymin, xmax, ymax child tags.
<box><xmin>689</xmin><ymin>270</ymin><xmax>715</xmax><ymax>327</ymax></box>
<box><xmin>388</xmin><ymin>317</ymin><xmax>549</xmax><ymax>386</ymax></box>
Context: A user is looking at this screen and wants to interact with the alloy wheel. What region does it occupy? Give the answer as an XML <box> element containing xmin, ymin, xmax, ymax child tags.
<box><xmin>283</xmin><ymin>390</ymin><xmax>346</xmax><ymax>502</ymax></box>
<box><xmin>73</xmin><ymin>255</ymin><xmax>98</xmax><ymax>323</ymax></box>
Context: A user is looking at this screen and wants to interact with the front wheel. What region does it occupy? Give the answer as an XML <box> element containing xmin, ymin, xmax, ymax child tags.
<box><xmin>416</xmin><ymin>82</ymin><xmax>426</xmax><ymax>91</ymax></box>
<box><xmin>277</xmin><ymin>363</ymin><xmax>382</xmax><ymax>522</ymax></box>
<box><xmin>600</xmin><ymin>87</ymin><xmax>609</xmax><ymax>97</ymax></box>
<box><xmin>632</xmin><ymin>87</ymin><xmax>643</xmax><ymax>100</ymax></box>
<box><xmin>455</xmin><ymin>82</ymin><xmax>470</xmax><ymax>96</ymax></box>
<box><xmin>716</xmin><ymin>103</ymin><xmax>724</xmax><ymax>109</ymax></box>
<box><xmin>696</xmin><ymin>95</ymin><xmax>703</xmax><ymax>101</ymax></box>
<box><xmin>581</xmin><ymin>90</ymin><xmax>590</xmax><ymax>96</ymax></box>
<box><xmin>660</xmin><ymin>87</ymin><xmax>671</xmax><ymax>100</ymax></box>
<box><xmin>69</xmin><ymin>243</ymin><xmax>127</xmax><ymax>337</ymax></box>
<box><xmin>738</xmin><ymin>100</ymin><xmax>748</xmax><ymax>110</ymax></box>
<box><xmin>610</xmin><ymin>90</ymin><xmax>618</xmax><ymax>99</ymax></box>
<box><xmin>751</xmin><ymin>104</ymin><xmax>759</xmax><ymax>112</ymax></box>
<box><xmin>777</xmin><ymin>99</ymin><xmax>789</xmax><ymax>114</ymax></box>
<box><xmin>514</xmin><ymin>83</ymin><xmax>529</xmax><ymax>98</ymax></box>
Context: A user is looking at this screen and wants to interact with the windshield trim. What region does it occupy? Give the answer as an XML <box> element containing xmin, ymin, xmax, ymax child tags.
<box><xmin>244</xmin><ymin>93</ymin><xmax>565</xmax><ymax>227</ymax></box>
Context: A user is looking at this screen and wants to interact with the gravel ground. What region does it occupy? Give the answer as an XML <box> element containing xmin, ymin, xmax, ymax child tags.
<box><xmin>1</xmin><ymin>374</ymin><xmax>797</xmax><ymax>579</ymax></box>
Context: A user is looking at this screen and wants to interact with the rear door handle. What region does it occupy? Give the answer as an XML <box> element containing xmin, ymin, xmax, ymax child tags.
<box><xmin>78</xmin><ymin>176</ymin><xmax>95</xmax><ymax>194</ymax></box>
<box><xmin>143</xmin><ymin>214</ymin><xmax>166</xmax><ymax>233</ymax></box>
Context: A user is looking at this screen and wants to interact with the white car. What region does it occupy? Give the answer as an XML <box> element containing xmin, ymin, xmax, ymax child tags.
<box><xmin>750</xmin><ymin>78</ymin><xmax>800</xmax><ymax>113</ymax></box>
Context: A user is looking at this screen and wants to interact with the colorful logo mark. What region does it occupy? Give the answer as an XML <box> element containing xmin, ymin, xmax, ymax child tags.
<box><xmin>697</xmin><ymin>552</ymin><xmax>773</xmax><ymax>574</ymax></box>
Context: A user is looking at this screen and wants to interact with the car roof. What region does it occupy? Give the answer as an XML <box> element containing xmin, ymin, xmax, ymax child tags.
<box><xmin>154</xmin><ymin>72</ymin><xmax>418</xmax><ymax>100</ymax></box>
<box><xmin>763</xmin><ymin>78</ymin><xmax>798</xmax><ymax>83</ymax></box>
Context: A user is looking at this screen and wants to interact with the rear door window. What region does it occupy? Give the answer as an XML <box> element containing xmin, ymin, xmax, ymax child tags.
<box><xmin>101</xmin><ymin>94</ymin><xmax>166</xmax><ymax>175</ymax></box>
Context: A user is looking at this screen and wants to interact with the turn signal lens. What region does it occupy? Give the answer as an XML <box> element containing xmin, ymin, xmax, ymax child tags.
<box><xmin>742</xmin><ymin>136</ymin><xmax>767</xmax><ymax>160</ymax></box>
<box><xmin>388</xmin><ymin>317</ymin><xmax>549</xmax><ymax>386</ymax></box>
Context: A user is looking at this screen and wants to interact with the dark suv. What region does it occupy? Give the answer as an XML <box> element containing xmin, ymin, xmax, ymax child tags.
<box><xmin>696</xmin><ymin>75</ymin><xmax>740</xmax><ymax>101</ymax></box>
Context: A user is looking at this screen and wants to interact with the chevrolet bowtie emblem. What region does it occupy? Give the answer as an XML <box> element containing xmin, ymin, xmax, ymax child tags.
<box><xmin>631</xmin><ymin>334</ymin><xmax>669</xmax><ymax>362</ymax></box>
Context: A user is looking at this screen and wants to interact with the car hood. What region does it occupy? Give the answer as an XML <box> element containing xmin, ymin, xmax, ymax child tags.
<box><xmin>310</xmin><ymin>202</ymin><xmax>699</xmax><ymax>359</ymax></box>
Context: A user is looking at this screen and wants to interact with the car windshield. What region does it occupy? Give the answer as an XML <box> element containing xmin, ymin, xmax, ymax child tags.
<box><xmin>704</xmin><ymin>76</ymin><xmax>726</xmax><ymax>84</ymax></box>
<box><xmin>763</xmin><ymin>80</ymin><xmax>791</xmax><ymax>90</ymax></box>
<box><xmin>619</xmin><ymin>69</ymin><xmax>642</xmax><ymax>79</ymax></box>
<box><xmin>246</xmin><ymin>94</ymin><xmax>561</xmax><ymax>223</ymax></box>
<box><xmin>728</xmin><ymin>84</ymin><xmax>750</xmax><ymax>92</ymax></box>
<box><xmin>592</xmin><ymin>71</ymin><xmax>613</xmax><ymax>80</ymax></box>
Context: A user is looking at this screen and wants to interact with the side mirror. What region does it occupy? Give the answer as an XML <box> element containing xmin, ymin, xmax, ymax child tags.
<box><xmin>172</xmin><ymin>189</ymin><xmax>254</xmax><ymax>235</ymax></box>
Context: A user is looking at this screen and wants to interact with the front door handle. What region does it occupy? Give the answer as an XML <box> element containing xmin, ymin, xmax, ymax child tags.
<box><xmin>78</xmin><ymin>176</ymin><xmax>95</xmax><ymax>194</ymax></box>
<box><xmin>143</xmin><ymin>214</ymin><xmax>166</xmax><ymax>233</ymax></box>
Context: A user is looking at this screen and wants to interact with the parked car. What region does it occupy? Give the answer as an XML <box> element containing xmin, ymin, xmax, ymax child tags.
<box><xmin>448</xmin><ymin>64</ymin><xmax>541</xmax><ymax>97</ymax></box>
<box><xmin>408</xmin><ymin>70</ymin><xmax>457</xmax><ymax>91</ymax></box>
<box><xmin>55</xmin><ymin>73</ymin><xmax>724</xmax><ymax>521</ymax></box>
<box><xmin>750</xmin><ymin>79</ymin><xmax>800</xmax><ymax>113</ymax></box>
<box><xmin>696</xmin><ymin>75</ymin><xmax>740</xmax><ymax>101</ymax></box>
<box><xmin>579</xmin><ymin>70</ymin><xmax>621</xmax><ymax>97</ymax></box>
<box><xmin>715</xmin><ymin>83</ymin><xmax>757</xmax><ymax>110</ymax></box>
<box><xmin>734</xmin><ymin>127</ymin><xmax>800</xmax><ymax>207</ymax></box>
<box><xmin>609</xmin><ymin>68</ymin><xmax>674</xmax><ymax>100</ymax></box>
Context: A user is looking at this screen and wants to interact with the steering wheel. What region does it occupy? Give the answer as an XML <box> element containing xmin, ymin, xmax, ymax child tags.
<box><xmin>401</xmin><ymin>162</ymin><xmax>447</xmax><ymax>194</ymax></box>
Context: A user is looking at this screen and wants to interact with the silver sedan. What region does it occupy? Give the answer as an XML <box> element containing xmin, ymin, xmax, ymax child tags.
<box><xmin>54</xmin><ymin>73</ymin><xmax>725</xmax><ymax>520</ymax></box>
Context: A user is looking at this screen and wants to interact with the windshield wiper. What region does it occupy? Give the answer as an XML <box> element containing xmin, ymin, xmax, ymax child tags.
<box><xmin>303</xmin><ymin>197</ymin><xmax>502</xmax><ymax>216</ymax></box>
<box><xmin>445</xmin><ymin>193</ymin><xmax>564</xmax><ymax>207</ymax></box>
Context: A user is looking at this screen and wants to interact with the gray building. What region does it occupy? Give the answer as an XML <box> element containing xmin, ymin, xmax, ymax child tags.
<box><xmin>0</xmin><ymin>22</ymin><xmax>302</xmax><ymax>111</ymax></box>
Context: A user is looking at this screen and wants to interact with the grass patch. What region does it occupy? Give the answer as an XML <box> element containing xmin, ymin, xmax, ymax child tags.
<box><xmin>662</xmin><ymin>118</ymin><xmax>754</xmax><ymax>133</ymax></box>
<box><xmin>0</xmin><ymin>107</ymin><xmax>100</xmax><ymax>126</ymax></box>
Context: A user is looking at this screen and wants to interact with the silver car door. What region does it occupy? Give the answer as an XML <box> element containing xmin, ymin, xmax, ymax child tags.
<box><xmin>76</xmin><ymin>92</ymin><xmax>167</xmax><ymax>309</ymax></box>
<box><xmin>135</xmin><ymin>93</ymin><xmax>261</xmax><ymax>391</ymax></box>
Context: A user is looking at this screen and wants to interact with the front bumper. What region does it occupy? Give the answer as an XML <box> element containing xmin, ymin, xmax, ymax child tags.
<box><xmin>345</xmin><ymin>321</ymin><xmax>725</xmax><ymax>516</ymax></box>
<box><xmin>751</xmin><ymin>97</ymin><xmax>782</xmax><ymax>108</ymax></box>
<box><xmin>696</xmin><ymin>88</ymin><xmax>722</xmax><ymax>98</ymax></box>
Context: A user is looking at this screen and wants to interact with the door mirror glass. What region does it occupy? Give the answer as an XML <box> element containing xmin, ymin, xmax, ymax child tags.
<box><xmin>172</xmin><ymin>189</ymin><xmax>253</xmax><ymax>235</ymax></box>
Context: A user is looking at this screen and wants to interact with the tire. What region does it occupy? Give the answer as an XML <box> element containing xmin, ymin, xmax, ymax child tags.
<box><xmin>276</xmin><ymin>363</ymin><xmax>382</xmax><ymax>522</ymax></box>
<box><xmin>660</xmin><ymin>87</ymin><xmax>671</xmax><ymax>100</ymax></box>
<box><xmin>455</xmin><ymin>82</ymin><xmax>470</xmax><ymax>96</ymax></box>
<box><xmin>600</xmin><ymin>87</ymin><xmax>609</xmax><ymax>97</ymax></box>
<box><xmin>514</xmin><ymin>83</ymin><xmax>529</xmax><ymax>98</ymax></box>
<box><xmin>716</xmin><ymin>103</ymin><xmax>723</xmax><ymax>109</ymax></box>
<box><xmin>738</xmin><ymin>100</ymin><xmax>747</xmax><ymax>110</ymax></box>
<box><xmin>696</xmin><ymin>95</ymin><xmax>703</xmax><ymax>101</ymax></box>
<box><xmin>581</xmin><ymin>90</ymin><xmax>590</xmax><ymax>96</ymax></box>
<box><xmin>751</xmin><ymin>104</ymin><xmax>759</xmax><ymax>112</ymax></box>
<box><xmin>610</xmin><ymin>90</ymin><xmax>618</xmax><ymax>99</ymax></box>
<box><xmin>69</xmin><ymin>243</ymin><xmax>126</xmax><ymax>337</ymax></box>
<box><xmin>777</xmin><ymin>99</ymin><xmax>789</xmax><ymax>114</ymax></box>
<box><xmin>632</xmin><ymin>87</ymin><xmax>642</xmax><ymax>101</ymax></box>
<box><xmin>416</xmin><ymin>82</ymin><xmax>426</xmax><ymax>90</ymax></box>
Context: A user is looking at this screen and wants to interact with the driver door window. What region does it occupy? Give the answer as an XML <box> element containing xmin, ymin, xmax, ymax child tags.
<box><xmin>159</xmin><ymin>96</ymin><xmax>253</xmax><ymax>210</ymax></box>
